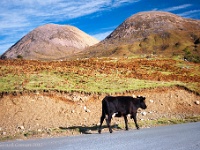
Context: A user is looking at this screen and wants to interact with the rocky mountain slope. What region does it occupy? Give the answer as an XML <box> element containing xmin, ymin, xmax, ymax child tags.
<box><xmin>80</xmin><ymin>11</ymin><xmax>200</xmax><ymax>62</ymax></box>
<box><xmin>1</xmin><ymin>24</ymin><xmax>99</xmax><ymax>60</ymax></box>
<box><xmin>104</xmin><ymin>11</ymin><xmax>200</xmax><ymax>44</ymax></box>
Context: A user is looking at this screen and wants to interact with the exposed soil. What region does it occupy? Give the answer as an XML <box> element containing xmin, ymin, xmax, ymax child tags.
<box><xmin>0</xmin><ymin>86</ymin><xmax>200</xmax><ymax>140</ymax></box>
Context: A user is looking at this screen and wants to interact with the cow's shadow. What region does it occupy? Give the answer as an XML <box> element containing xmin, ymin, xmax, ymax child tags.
<box><xmin>59</xmin><ymin>125</ymin><xmax>122</xmax><ymax>134</ymax></box>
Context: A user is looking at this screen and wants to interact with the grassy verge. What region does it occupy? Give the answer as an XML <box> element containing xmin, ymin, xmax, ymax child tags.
<box><xmin>1</xmin><ymin>116</ymin><xmax>200</xmax><ymax>141</ymax></box>
<box><xmin>118</xmin><ymin>116</ymin><xmax>200</xmax><ymax>129</ymax></box>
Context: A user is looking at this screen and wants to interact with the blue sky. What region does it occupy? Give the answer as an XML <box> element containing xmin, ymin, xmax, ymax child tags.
<box><xmin>0</xmin><ymin>0</ymin><xmax>200</xmax><ymax>55</ymax></box>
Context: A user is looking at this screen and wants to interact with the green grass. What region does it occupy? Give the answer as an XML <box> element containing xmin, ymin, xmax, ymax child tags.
<box><xmin>117</xmin><ymin>116</ymin><xmax>200</xmax><ymax>129</ymax></box>
<box><xmin>0</xmin><ymin>70</ymin><xmax>183</xmax><ymax>94</ymax></box>
<box><xmin>184</xmin><ymin>82</ymin><xmax>200</xmax><ymax>94</ymax></box>
<box><xmin>140</xmin><ymin>116</ymin><xmax>200</xmax><ymax>127</ymax></box>
<box><xmin>0</xmin><ymin>74</ymin><xmax>24</xmax><ymax>91</ymax></box>
<box><xmin>0</xmin><ymin>136</ymin><xmax>16</xmax><ymax>141</ymax></box>
<box><xmin>0</xmin><ymin>58</ymin><xmax>199</xmax><ymax>94</ymax></box>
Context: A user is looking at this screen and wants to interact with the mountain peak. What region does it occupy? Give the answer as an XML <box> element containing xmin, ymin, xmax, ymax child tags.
<box><xmin>1</xmin><ymin>24</ymin><xmax>99</xmax><ymax>60</ymax></box>
<box><xmin>105</xmin><ymin>11</ymin><xmax>200</xmax><ymax>43</ymax></box>
<box><xmin>81</xmin><ymin>11</ymin><xmax>199</xmax><ymax>61</ymax></box>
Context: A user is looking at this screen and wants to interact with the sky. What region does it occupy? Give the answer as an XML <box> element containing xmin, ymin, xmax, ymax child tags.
<box><xmin>0</xmin><ymin>0</ymin><xmax>200</xmax><ymax>55</ymax></box>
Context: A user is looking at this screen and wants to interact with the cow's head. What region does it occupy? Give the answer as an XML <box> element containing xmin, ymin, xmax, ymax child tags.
<box><xmin>137</xmin><ymin>96</ymin><xmax>147</xmax><ymax>109</ymax></box>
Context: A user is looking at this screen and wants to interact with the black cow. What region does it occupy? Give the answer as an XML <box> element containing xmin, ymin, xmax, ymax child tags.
<box><xmin>98</xmin><ymin>96</ymin><xmax>147</xmax><ymax>133</ymax></box>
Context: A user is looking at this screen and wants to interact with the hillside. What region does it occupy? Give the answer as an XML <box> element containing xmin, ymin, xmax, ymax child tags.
<box><xmin>77</xmin><ymin>11</ymin><xmax>200</xmax><ymax>62</ymax></box>
<box><xmin>1</xmin><ymin>24</ymin><xmax>99</xmax><ymax>60</ymax></box>
<box><xmin>0</xmin><ymin>58</ymin><xmax>200</xmax><ymax>140</ymax></box>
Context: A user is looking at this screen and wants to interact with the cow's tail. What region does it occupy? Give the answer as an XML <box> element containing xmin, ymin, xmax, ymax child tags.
<box><xmin>98</xmin><ymin>99</ymin><xmax>107</xmax><ymax>133</ymax></box>
<box><xmin>101</xmin><ymin>99</ymin><xmax>107</xmax><ymax>117</ymax></box>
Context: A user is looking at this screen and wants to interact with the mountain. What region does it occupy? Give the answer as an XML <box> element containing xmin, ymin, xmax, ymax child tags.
<box><xmin>1</xmin><ymin>24</ymin><xmax>99</xmax><ymax>60</ymax></box>
<box><xmin>79</xmin><ymin>11</ymin><xmax>200</xmax><ymax>62</ymax></box>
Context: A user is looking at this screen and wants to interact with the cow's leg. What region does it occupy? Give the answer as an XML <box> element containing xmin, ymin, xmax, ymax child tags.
<box><xmin>98</xmin><ymin>114</ymin><xmax>105</xmax><ymax>134</ymax></box>
<box><xmin>106</xmin><ymin>114</ymin><xmax>113</xmax><ymax>133</ymax></box>
<box><xmin>132</xmin><ymin>113</ymin><xmax>139</xmax><ymax>129</ymax></box>
<box><xmin>124</xmin><ymin>116</ymin><xmax>128</xmax><ymax>130</ymax></box>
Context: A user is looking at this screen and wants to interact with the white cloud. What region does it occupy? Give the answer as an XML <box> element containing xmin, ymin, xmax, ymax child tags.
<box><xmin>92</xmin><ymin>31</ymin><xmax>113</xmax><ymax>41</ymax></box>
<box><xmin>153</xmin><ymin>4</ymin><xmax>200</xmax><ymax>19</ymax></box>
<box><xmin>162</xmin><ymin>4</ymin><xmax>192</xmax><ymax>12</ymax></box>
<box><xmin>112</xmin><ymin>0</ymin><xmax>141</xmax><ymax>7</ymax></box>
<box><xmin>0</xmin><ymin>0</ymin><xmax>141</xmax><ymax>26</ymax></box>
<box><xmin>177</xmin><ymin>10</ymin><xmax>200</xmax><ymax>18</ymax></box>
<box><xmin>0</xmin><ymin>0</ymin><xmax>137</xmax><ymax>24</ymax></box>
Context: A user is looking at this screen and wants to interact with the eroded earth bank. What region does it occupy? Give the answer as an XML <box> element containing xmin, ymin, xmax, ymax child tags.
<box><xmin>0</xmin><ymin>86</ymin><xmax>200</xmax><ymax>140</ymax></box>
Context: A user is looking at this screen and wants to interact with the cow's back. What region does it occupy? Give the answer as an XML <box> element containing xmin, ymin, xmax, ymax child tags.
<box><xmin>102</xmin><ymin>96</ymin><xmax>118</xmax><ymax>114</ymax></box>
<box><xmin>117</xmin><ymin>96</ymin><xmax>134</xmax><ymax>105</ymax></box>
<box><xmin>102</xmin><ymin>96</ymin><xmax>135</xmax><ymax>114</ymax></box>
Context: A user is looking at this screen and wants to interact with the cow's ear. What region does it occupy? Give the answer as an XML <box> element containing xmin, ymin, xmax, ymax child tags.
<box><xmin>140</xmin><ymin>96</ymin><xmax>145</xmax><ymax>101</ymax></box>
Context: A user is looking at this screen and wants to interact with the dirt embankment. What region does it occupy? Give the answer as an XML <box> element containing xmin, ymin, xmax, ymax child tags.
<box><xmin>0</xmin><ymin>86</ymin><xmax>200</xmax><ymax>139</ymax></box>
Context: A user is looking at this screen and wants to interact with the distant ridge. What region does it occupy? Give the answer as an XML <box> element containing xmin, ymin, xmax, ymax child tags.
<box><xmin>79</xmin><ymin>11</ymin><xmax>200</xmax><ymax>62</ymax></box>
<box><xmin>1</xmin><ymin>24</ymin><xmax>99</xmax><ymax>60</ymax></box>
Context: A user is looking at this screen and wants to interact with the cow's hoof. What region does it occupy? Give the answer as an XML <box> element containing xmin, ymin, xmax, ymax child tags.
<box><xmin>109</xmin><ymin>130</ymin><xmax>113</xmax><ymax>133</ymax></box>
<box><xmin>136</xmin><ymin>127</ymin><xmax>140</xmax><ymax>130</ymax></box>
<box><xmin>98</xmin><ymin>130</ymin><xmax>101</xmax><ymax>134</ymax></box>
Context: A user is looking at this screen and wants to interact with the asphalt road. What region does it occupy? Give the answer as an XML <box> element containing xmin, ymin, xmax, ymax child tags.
<box><xmin>1</xmin><ymin>122</ymin><xmax>200</xmax><ymax>150</ymax></box>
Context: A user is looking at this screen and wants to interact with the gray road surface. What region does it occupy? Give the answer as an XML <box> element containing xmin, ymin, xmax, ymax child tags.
<box><xmin>0</xmin><ymin>122</ymin><xmax>200</xmax><ymax>150</ymax></box>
